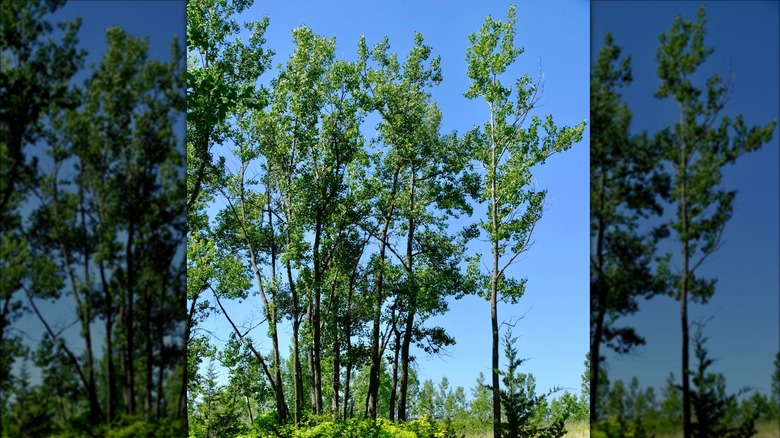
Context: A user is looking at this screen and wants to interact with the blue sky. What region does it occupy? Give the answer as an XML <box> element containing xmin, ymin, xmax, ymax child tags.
<box><xmin>196</xmin><ymin>0</ymin><xmax>590</xmax><ymax>401</ymax></box>
<box><xmin>592</xmin><ymin>1</ymin><xmax>779</xmax><ymax>397</ymax></box>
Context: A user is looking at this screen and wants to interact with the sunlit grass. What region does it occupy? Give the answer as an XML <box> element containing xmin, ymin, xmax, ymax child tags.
<box><xmin>755</xmin><ymin>421</ymin><xmax>780</xmax><ymax>438</ymax></box>
<box><xmin>462</xmin><ymin>421</ymin><xmax>589</xmax><ymax>438</ymax></box>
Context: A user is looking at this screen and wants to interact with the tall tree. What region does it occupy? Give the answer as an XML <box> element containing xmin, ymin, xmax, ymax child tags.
<box><xmin>590</xmin><ymin>32</ymin><xmax>669</xmax><ymax>423</ymax></box>
<box><xmin>653</xmin><ymin>7</ymin><xmax>776</xmax><ymax>437</ymax></box>
<box><xmin>357</xmin><ymin>32</ymin><xmax>475</xmax><ymax>421</ymax></box>
<box><xmin>0</xmin><ymin>2</ymin><xmax>83</xmax><ymax>430</ymax></box>
<box><xmin>185</xmin><ymin>0</ymin><xmax>272</xmax><ymax>419</ymax></box>
<box><xmin>463</xmin><ymin>6</ymin><xmax>585</xmax><ymax>437</ymax></box>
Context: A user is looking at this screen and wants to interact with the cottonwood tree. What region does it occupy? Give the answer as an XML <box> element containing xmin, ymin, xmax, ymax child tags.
<box><xmin>463</xmin><ymin>6</ymin><xmax>585</xmax><ymax>437</ymax></box>
<box><xmin>653</xmin><ymin>7</ymin><xmax>776</xmax><ymax>437</ymax></box>
<box><xmin>5</xmin><ymin>13</ymin><xmax>186</xmax><ymax>431</ymax></box>
<box><xmin>0</xmin><ymin>2</ymin><xmax>83</xmax><ymax>430</ymax></box>
<box><xmin>185</xmin><ymin>0</ymin><xmax>272</xmax><ymax>418</ymax></box>
<box><xmin>357</xmin><ymin>32</ymin><xmax>476</xmax><ymax>421</ymax></box>
<box><xmin>590</xmin><ymin>32</ymin><xmax>669</xmax><ymax>423</ymax></box>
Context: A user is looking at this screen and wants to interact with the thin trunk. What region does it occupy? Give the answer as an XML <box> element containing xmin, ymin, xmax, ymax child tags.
<box><xmin>366</xmin><ymin>215</ymin><xmax>391</xmax><ymax>419</ymax></box>
<box><xmin>284</xmin><ymin>192</ymin><xmax>304</xmax><ymax>423</ymax></box>
<box><xmin>79</xmin><ymin>189</ymin><xmax>101</xmax><ymax>423</ymax></box>
<box><xmin>312</xmin><ymin>212</ymin><xmax>323</xmax><ymax>415</ymax></box>
<box><xmin>126</xmin><ymin>217</ymin><xmax>137</xmax><ymax>415</ymax></box>
<box><xmin>398</xmin><ymin>171</ymin><xmax>417</xmax><ymax>421</ymax></box>
<box><xmin>157</xmin><ymin>310</ymin><xmax>164</xmax><ymax>420</ymax></box>
<box><xmin>398</xmin><ymin>179</ymin><xmax>415</xmax><ymax>422</ymax></box>
<box><xmin>247</xmin><ymin>239</ymin><xmax>287</xmax><ymax>421</ymax></box>
<box><xmin>182</xmin><ymin>292</ymin><xmax>199</xmax><ymax>418</ymax></box>
<box><xmin>331</xmin><ymin>325</ymin><xmax>341</xmax><ymax>417</ymax></box>
<box><xmin>245</xmin><ymin>395</ymin><xmax>254</xmax><ymax>424</ymax></box>
<box><xmin>343</xmin><ymin>362</ymin><xmax>352</xmax><ymax>420</ymax></box>
<box><xmin>308</xmin><ymin>344</ymin><xmax>316</xmax><ymax>411</ymax></box>
<box><xmin>490</xmin><ymin>132</ymin><xmax>502</xmax><ymax>438</ymax></box>
<box><xmin>342</xmin><ymin>274</ymin><xmax>355</xmax><ymax>421</ymax></box>
<box><xmin>592</xmin><ymin>166</ymin><xmax>607</xmax><ymax>423</ymax></box>
<box><xmin>100</xmin><ymin>260</ymin><xmax>117</xmax><ymax>424</ymax></box>
<box><xmin>144</xmin><ymin>283</ymin><xmax>153</xmax><ymax>419</ymax></box>
<box><xmin>680</xmin><ymin>134</ymin><xmax>691</xmax><ymax>438</ymax></box>
<box><xmin>390</xmin><ymin>317</ymin><xmax>400</xmax><ymax>421</ymax></box>
<box><xmin>398</xmin><ymin>309</ymin><xmax>415</xmax><ymax>421</ymax></box>
<box><xmin>367</xmin><ymin>169</ymin><xmax>399</xmax><ymax>419</ymax></box>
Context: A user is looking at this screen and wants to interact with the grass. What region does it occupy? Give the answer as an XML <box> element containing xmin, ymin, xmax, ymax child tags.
<box><xmin>462</xmin><ymin>421</ymin><xmax>589</xmax><ymax>438</ymax></box>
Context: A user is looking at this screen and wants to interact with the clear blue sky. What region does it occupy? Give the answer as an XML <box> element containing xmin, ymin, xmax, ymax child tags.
<box><xmin>12</xmin><ymin>0</ymin><xmax>185</xmax><ymax>383</ymax></box>
<box><xmin>592</xmin><ymin>1</ymin><xmax>779</xmax><ymax>397</ymax></box>
<box><xmin>197</xmin><ymin>0</ymin><xmax>590</xmax><ymax>401</ymax></box>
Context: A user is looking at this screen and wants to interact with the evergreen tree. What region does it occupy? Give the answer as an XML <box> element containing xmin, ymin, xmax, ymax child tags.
<box><xmin>491</xmin><ymin>329</ymin><xmax>565</xmax><ymax>438</ymax></box>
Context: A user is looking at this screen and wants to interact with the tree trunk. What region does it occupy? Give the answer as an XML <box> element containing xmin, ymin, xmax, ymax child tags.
<box><xmin>390</xmin><ymin>322</ymin><xmax>400</xmax><ymax>421</ymax></box>
<box><xmin>312</xmin><ymin>214</ymin><xmax>324</xmax><ymax>415</ymax></box>
<box><xmin>680</xmin><ymin>131</ymin><xmax>691</xmax><ymax>438</ymax></box>
<box><xmin>592</xmin><ymin>171</ymin><xmax>607</xmax><ymax>423</ymax></box>
<box><xmin>366</xmin><ymin>215</ymin><xmax>391</xmax><ymax>419</ymax></box>
<box><xmin>491</xmin><ymin>157</ymin><xmax>501</xmax><ymax>438</ymax></box>
<box><xmin>144</xmin><ymin>284</ymin><xmax>153</xmax><ymax>419</ymax></box>
<box><xmin>398</xmin><ymin>307</ymin><xmax>415</xmax><ymax>421</ymax></box>
<box><xmin>367</xmin><ymin>169</ymin><xmax>398</xmax><ymax>419</ymax></box>
<box><xmin>126</xmin><ymin>218</ymin><xmax>137</xmax><ymax>415</ymax></box>
<box><xmin>331</xmin><ymin>326</ymin><xmax>341</xmax><ymax>417</ymax></box>
<box><xmin>100</xmin><ymin>261</ymin><xmax>117</xmax><ymax>424</ymax></box>
<box><xmin>398</xmin><ymin>193</ymin><xmax>415</xmax><ymax>422</ymax></box>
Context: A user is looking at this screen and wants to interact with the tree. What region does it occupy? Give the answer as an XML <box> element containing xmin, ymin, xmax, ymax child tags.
<box><xmin>590</xmin><ymin>32</ymin><xmax>669</xmax><ymax>423</ymax></box>
<box><xmin>0</xmin><ymin>1</ymin><xmax>83</xmax><ymax>431</ymax></box>
<box><xmin>470</xmin><ymin>372</ymin><xmax>493</xmax><ymax>427</ymax></box>
<box><xmin>689</xmin><ymin>328</ymin><xmax>755</xmax><ymax>438</ymax></box>
<box><xmin>771</xmin><ymin>352</ymin><xmax>780</xmax><ymax>419</ymax></box>
<box><xmin>463</xmin><ymin>6</ymin><xmax>585</xmax><ymax>437</ymax></box>
<box><xmin>24</xmin><ymin>22</ymin><xmax>186</xmax><ymax>428</ymax></box>
<box><xmin>653</xmin><ymin>7</ymin><xmax>777</xmax><ymax>437</ymax></box>
<box><xmin>0</xmin><ymin>1</ymin><xmax>187</xmax><ymax>430</ymax></box>
<box><xmin>186</xmin><ymin>0</ymin><xmax>272</xmax><ymax>421</ymax></box>
<box><xmin>357</xmin><ymin>31</ymin><xmax>475</xmax><ymax>421</ymax></box>
<box><xmin>491</xmin><ymin>329</ymin><xmax>565</xmax><ymax>438</ymax></box>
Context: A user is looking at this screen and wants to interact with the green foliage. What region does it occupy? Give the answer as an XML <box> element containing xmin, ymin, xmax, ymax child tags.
<box><xmin>2</xmin><ymin>0</ymin><xmax>186</xmax><ymax>433</ymax></box>
<box><xmin>237</xmin><ymin>415</ymin><xmax>465</xmax><ymax>438</ymax></box>
<box><xmin>489</xmin><ymin>329</ymin><xmax>566</xmax><ymax>438</ymax></box>
<box><xmin>689</xmin><ymin>329</ymin><xmax>756</xmax><ymax>438</ymax></box>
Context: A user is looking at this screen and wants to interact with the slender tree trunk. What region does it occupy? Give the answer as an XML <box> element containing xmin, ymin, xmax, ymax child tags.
<box><xmin>343</xmin><ymin>278</ymin><xmax>354</xmax><ymax>421</ymax></box>
<box><xmin>367</xmin><ymin>169</ymin><xmax>398</xmax><ymax>419</ymax></box>
<box><xmin>331</xmin><ymin>325</ymin><xmax>341</xmax><ymax>417</ymax></box>
<box><xmin>680</xmin><ymin>137</ymin><xmax>691</xmax><ymax>438</ymax></box>
<box><xmin>156</xmin><ymin>312</ymin><xmax>164</xmax><ymax>420</ymax></box>
<box><xmin>144</xmin><ymin>284</ymin><xmax>153</xmax><ymax>419</ymax></box>
<box><xmin>592</xmin><ymin>169</ymin><xmax>607</xmax><ymax>423</ymax></box>
<box><xmin>366</xmin><ymin>215</ymin><xmax>391</xmax><ymax>419</ymax></box>
<box><xmin>246</xmin><ymin>241</ymin><xmax>288</xmax><ymax>422</ymax></box>
<box><xmin>100</xmin><ymin>261</ymin><xmax>117</xmax><ymax>424</ymax></box>
<box><xmin>490</xmin><ymin>142</ymin><xmax>502</xmax><ymax>438</ymax></box>
<box><xmin>126</xmin><ymin>218</ymin><xmax>137</xmax><ymax>415</ymax></box>
<box><xmin>308</xmin><ymin>344</ymin><xmax>316</xmax><ymax>411</ymax></box>
<box><xmin>182</xmin><ymin>293</ymin><xmax>199</xmax><ymax>418</ymax></box>
<box><xmin>399</xmin><ymin>307</ymin><xmax>415</xmax><ymax>421</ymax></box>
<box><xmin>390</xmin><ymin>322</ymin><xmax>400</xmax><ymax>421</ymax></box>
<box><xmin>286</xmin><ymin>251</ymin><xmax>303</xmax><ymax>423</ymax></box>
<box><xmin>312</xmin><ymin>214</ymin><xmax>324</xmax><ymax>415</ymax></box>
<box><xmin>398</xmin><ymin>187</ymin><xmax>417</xmax><ymax>422</ymax></box>
<box><xmin>245</xmin><ymin>395</ymin><xmax>254</xmax><ymax>424</ymax></box>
